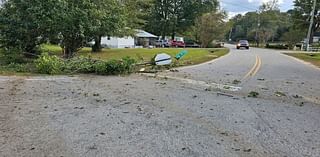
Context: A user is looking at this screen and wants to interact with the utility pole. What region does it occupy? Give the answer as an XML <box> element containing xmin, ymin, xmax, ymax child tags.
<box><xmin>306</xmin><ymin>0</ymin><xmax>317</xmax><ymax>51</ymax></box>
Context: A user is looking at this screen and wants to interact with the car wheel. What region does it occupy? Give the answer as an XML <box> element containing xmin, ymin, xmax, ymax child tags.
<box><xmin>246</xmin><ymin>47</ymin><xmax>249</xmax><ymax>49</ymax></box>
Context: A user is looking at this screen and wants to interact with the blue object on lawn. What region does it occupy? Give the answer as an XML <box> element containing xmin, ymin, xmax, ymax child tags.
<box><xmin>175</xmin><ymin>50</ymin><xmax>188</xmax><ymax>60</ymax></box>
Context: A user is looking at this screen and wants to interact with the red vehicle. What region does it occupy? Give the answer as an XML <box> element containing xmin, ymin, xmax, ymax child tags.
<box><xmin>170</xmin><ymin>40</ymin><xmax>186</xmax><ymax>48</ymax></box>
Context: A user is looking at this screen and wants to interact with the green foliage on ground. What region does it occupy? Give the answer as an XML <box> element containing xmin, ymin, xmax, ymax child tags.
<box><xmin>1</xmin><ymin>46</ymin><xmax>228</xmax><ymax>75</ymax></box>
<box><xmin>34</xmin><ymin>53</ymin><xmax>137</xmax><ymax>75</ymax></box>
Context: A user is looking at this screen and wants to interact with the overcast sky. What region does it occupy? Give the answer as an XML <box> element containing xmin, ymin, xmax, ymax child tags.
<box><xmin>220</xmin><ymin>0</ymin><xmax>294</xmax><ymax>18</ymax></box>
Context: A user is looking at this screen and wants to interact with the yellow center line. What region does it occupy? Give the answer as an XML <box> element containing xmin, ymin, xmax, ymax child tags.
<box><xmin>242</xmin><ymin>55</ymin><xmax>262</xmax><ymax>81</ymax></box>
<box><xmin>252</xmin><ymin>56</ymin><xmax>262</xmax><ymax>77</ymax></box>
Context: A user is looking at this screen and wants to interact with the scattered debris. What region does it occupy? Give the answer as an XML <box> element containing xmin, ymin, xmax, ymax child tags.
<box><xmin>243</xmin><ymin>149</ymin><xmax>252</xmax><ymax>152</ymax></box>
<box><xmin>232</xmin><ymin>80</ymin><xmax>241</xmax><ymax>85</ymax></box>
<box><xmin>205</xmin><ymin>87</ymin><xmax>212</xmax><ymax>91</ymax></box>
<box><xmin>292</xmin><ymin>95</ymin><xmax>302</xmax><ymax>99</ymax></box>
<box><xmin>217</xmin><ymin>92</ymin><xmax>234</xmax><ymax>98</ymax></box>
<box><xmin>93</xmin><ymin>93</ymin><xmax>100</xmax><ymax>97</ymax></box>
<box><xmin>170</xmin><ymin>69</ymin><xmax>179</xmax><ymax>72</ymax></box>
<box><xmin>275</xmin><ymin>91</ymin><xmax>286</xmax><ymax>97</ymax></box>
<box><xmin>223</xmin><ymin>86</ymin><xmax>231</xmax><ymax>90</ymax></box>
<box><xmin>257</xmin><ymin>78</ymin><xmax>265</xmax><ymax>81</ymax></box>
<box><xmin>139</xmin><ymin>68</ymin><xmax>146</xmax><ymax>72</ymax></box>
<box><xmin>192</xmin><ymin>95</ymin><xmax>198</xmax><ymax>98</ymax></box>
<box><xmin>248</xmin><ymin>91</ymin><xmax>259</xmax><ymax>98</ymax></box>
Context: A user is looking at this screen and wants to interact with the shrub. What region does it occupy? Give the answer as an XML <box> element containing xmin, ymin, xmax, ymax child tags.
<box><xmin>34</xmin><ymin>54</ymin><xmax>136</xmax><ymax>75</ymax></box>
<box><xmin>265</xmin><ymin>44</ymin><xmax>288</xmax><ymax>50</ymax></box>
<box><xmin>35</xmin><ymin>53</ymin><xmax>64</xmax><ymax>74</ymax></box>
<box><xmin>94</xmin><ymin>57</ymin><xmax>136</xmax><ymax>75</ymax></box>
<box><xmin>64</xmin><ymin>56</ymin><xmax>96</xmax><ymax>73</ymax></box>
<box><xmin>0</xmin><ymin>48</ymin><xmax>26</xmax><ymax>65</ymax></box>
<box><xmin>0</xmin><ymin>63</ymin><xmax>35</xmax><ymax>73</ymax></box>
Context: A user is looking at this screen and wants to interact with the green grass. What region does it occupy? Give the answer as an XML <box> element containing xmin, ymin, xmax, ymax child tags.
<box><xmin>42</xmin><ymin>44</ymin><xmax>229</xmax><ymax>66</ymax></box>
<box><xmin>285</xmin><ymin>53</ymin><xmax>320</xmax><ymax>67</ymax></box>
<box><xmin>0</xmin><ymin>45</ymin><xmax>229</xmax><ymax>75</ymax></box>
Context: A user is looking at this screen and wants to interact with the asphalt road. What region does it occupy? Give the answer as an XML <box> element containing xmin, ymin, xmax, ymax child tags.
<box><xmin>0</xmin><ymin>45</ymin><xmax>320</xmax><ymax>157</ymax></box>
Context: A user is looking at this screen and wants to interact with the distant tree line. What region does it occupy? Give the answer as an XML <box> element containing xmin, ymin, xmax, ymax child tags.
<box><xmin>228</xmin><ymin>0</ymin><xmax>319</xmax><ymax>48</ymax></box>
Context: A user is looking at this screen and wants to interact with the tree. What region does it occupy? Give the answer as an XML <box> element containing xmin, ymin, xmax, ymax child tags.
<box><xmin>293</xmin><ymin>0</ymin><xmax>320</xmax><ymax>44</ymax></box>
<box><xmin>194</xmin><ymin>11</ymin><xmax>227</xmax><ymax>48</ymax></box>
<box><xmin>281</xmin><ymin>29</ymin><xmax>305</xmax><ymax>48</ymax></box>
<box><xmin>0</xmin><ymin>0</ymin><xmax>63</xmax><ymax>55</ymax></box>
<box><xmin>90</xmin><ymin>0</ymin><xmax>125</xmax><ymax>52</ymax></box>
<box><xmin>146</xmin><ymin>0</ymin><xmax>219</xmax><ymax>39</ymax></box>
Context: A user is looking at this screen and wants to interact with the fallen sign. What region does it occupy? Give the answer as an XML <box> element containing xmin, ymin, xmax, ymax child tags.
<box><xmin>175</xmin><ymin>50</ymin><xmax>188</xmax><ymax>60</ymax></box>
<box><xmin>155</xmin><ymin>53</ymin><xmax>172</xmax><ymax>65</ymax></box>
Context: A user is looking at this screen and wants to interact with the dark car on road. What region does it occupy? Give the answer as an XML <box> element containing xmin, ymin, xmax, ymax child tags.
<box><xmin>236</xmin><ymin>40</ymin><xmax>249</xmax><ymax>49</ymax></box>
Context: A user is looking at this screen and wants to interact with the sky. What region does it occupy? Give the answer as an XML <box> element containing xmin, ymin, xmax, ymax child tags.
<box><xmin>220</xmin><ymin>0</ymin><xmax>294</xmax><ymax>18</ymax></box>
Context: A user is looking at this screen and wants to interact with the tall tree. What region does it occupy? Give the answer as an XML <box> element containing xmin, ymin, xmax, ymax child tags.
<box><xmin>147</xmin><ymin>0</ymin><xmax>219</xmax><ymax>39</ymax></box>
<box><xmin>0</xmin><ymin>0</ymin><xmax>63</xmax><ymax>55</ymax></box>
<box><xmin>194</xmin><ymin>11</ymin><xmax>227</xmax><ymax>47</ymax></box>
<box><xmin>90</xmin><ymin>0</ymin><xmax>125</xmax><ymax>52</ymax></box>
<box><xmin>293</xmin><ymin>0</ymin><xmax>320</xmax><ymax>43</ymax></box>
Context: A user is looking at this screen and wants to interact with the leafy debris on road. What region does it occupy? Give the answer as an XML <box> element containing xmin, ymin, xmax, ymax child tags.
<box><xmin>93</xmin><ymin>93</ymin><xmax>100</xmax><ymax>97</ymax></box>
<box><xmin>243</xmin><ymin>148</ymin><xmax>252</xmax><ymax>152</ymax></box>
<box><xmin>293</xmin><ymin>95</ymin><xmax>302</xmax><ymax>99</ymax></box>
<box><xmin>248</xmin><ymin>91</ymin><xmax>259</xmax><ymax>98</ymax></box>
<box><xmin>275</xmin><ymin>91</ymin><xmax>286</xmax><ymax>97</ymax></box>
<box><xmin>217</xmin><ymin>92</ymin><xmax>234</xmax><ymax>98</ymax></box>
<box><xmin>232</xmin><ymin>80</ymin><xmax>241</xmax><ymax>85</ymax></box>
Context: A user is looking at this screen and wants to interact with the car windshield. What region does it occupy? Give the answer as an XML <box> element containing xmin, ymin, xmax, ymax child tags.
<box><xmin>239</xmin><ymin>40</ymin><xmax>248</xmax><ymax>44</ymax></box>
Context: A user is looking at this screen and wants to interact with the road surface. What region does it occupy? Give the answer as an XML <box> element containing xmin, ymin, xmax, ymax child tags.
<box><xmin>0</xmin><ymin>45</ymin><xmax>319</xmax><ymax>157</ymax></box>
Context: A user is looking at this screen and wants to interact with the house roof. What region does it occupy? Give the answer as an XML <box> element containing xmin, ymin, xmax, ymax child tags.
<box><xmin>135</xmin><ymin>29</ymin><xmax>157</xmax><ymax>38</ymax></box>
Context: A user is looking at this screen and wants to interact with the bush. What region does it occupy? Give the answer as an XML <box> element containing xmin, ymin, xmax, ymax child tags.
<box><xmin>94</xmin><ymin>57</ymin><xmax>136</xmax><ymax>75</ymax></box>
<box><xmin>0</xmin><ymin>63</ymin><xmax>35</xmax><ymax>73</ymax></box>
<box><xmin>265</xmin><ymin>44</ymin><xmax>288</xmax><ymax>50</ymax></box>
<box><xmin>35</xmin><ymin>53</ymin><xmax>64</xmax><ymax>74</ymax></box>
<box><xmin>0</xmin><ymin>48</ymin><xmax>26</xmax><ymax>65</ymax></box>
<box><xmin>64</xmin><ymin>56</ymin><xmax>96</xmax><ymax>73</ymax></box>
<box><xmin>34</xmin><ymin>54</ymin><xmax>136</xmax><ymax>75</ymax></box>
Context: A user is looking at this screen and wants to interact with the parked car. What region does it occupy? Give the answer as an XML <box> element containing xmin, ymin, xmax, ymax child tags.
<box><xmin>185</xmin><ymin>40</ymin><xmax>200</xmax><ymax>48</ymax></box>
<box><xmin>155</xmin><ymin>39</ymin><xmax>170</xmax><ymax>47</ymax></box>
<box><xmin>170</xmin><ymin>40</ymin><xmax>186</xmax><ymax>48</ymax></box>
<box><xmin>236</xmin><ymin>40</ymin><xmax>249</xmax><ymax>49</ymax></box>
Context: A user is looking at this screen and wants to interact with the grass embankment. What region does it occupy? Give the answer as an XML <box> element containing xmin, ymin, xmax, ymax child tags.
<box><xmin>42</xmin><ymin>44</ymin><xmax>229</xmax><ymax>66</ymax></box>
<box><xmin>285</xmin><ymin>53</ymin><xmax>320</xmax><ymax>67</ymax></box>
<box><xmin>0</xmin><ymin>45</ymin><xmax>229</xmax><ymax>75</ymax></box>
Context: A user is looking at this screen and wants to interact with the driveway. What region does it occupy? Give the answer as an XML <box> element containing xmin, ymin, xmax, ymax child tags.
<box><xmin>0</xmin><ymin>45</ymin><xmax>319</xmax><ymax>157</ymax></box>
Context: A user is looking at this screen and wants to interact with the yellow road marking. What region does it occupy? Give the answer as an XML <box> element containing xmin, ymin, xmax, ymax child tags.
<box><xmin>252</xmin><ymin>56</ymin><xmax>262</xmax><ymax>77</ymax></box>
<box><xmin>242</xmin><ymin>55</ymin><xmax>262</xmax><ymax>80</ymax></box>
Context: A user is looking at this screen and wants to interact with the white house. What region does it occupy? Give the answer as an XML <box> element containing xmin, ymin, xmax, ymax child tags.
<box><xmin>101</xmin><ymin>36</ymin><xmax>135</xmax><ymax>48</ymax></box>
<box><xmin>100</xmin><ymin>30</ymin><xmax>157</xmax><ymax>48</ymax></box>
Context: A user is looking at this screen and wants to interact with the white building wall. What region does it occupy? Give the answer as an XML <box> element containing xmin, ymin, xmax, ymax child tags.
<box><xmin>101</xmin><ymin>36</ymin><xmax>134</xmax><ymax>48</ymax></box>
<box><xmin>101</xmin><ymin>37</ymin><xmax>118</xmax><ymax>48</ymax></box>
<box><xmin>117</xmin><ymin>37</ymin><xmax>135</xmax><ymax>48</ymax></box>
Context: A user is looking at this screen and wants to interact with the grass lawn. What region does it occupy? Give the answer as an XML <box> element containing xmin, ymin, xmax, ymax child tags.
<box><xmin>285</xmin><ymin>53</ymin><xmax>320</xmax><ymax>67</ymax></box>
<box><xmin>0</xmin><ymin>45</ymin><xmax>229</xmax><ymax>75</ymax></box>
<box><xmin>42</xmin><ymin>44</ymin><xmax>229</xmax><ymax>66</ymax></box>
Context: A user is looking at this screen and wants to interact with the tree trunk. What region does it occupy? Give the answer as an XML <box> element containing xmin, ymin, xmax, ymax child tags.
<box><xmin>92</xmin><ymin>35</ymin><xmax>102</xmax><ymax>52</ymax></box>
<box><xmin>63</xmin><ymin>47</ymin><xmax>73</xmax><ymax>58</ymax></box>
